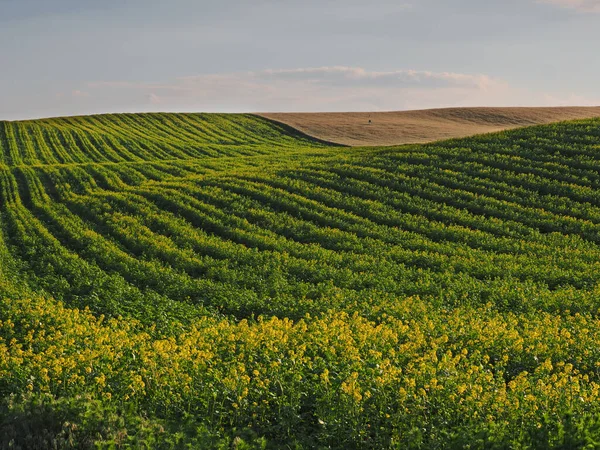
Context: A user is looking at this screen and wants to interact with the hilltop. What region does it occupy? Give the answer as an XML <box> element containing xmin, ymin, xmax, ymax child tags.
<box><xmin>259</xmin><ymin>106</ymin><xmax>600</xmax><ymax>146</ymax></box>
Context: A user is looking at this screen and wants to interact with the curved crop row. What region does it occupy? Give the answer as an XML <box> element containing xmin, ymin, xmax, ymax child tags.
<box><xmin>0</xmin><ymin>113</ymin><xmax>330</xmax><ymax>167</ymax></box>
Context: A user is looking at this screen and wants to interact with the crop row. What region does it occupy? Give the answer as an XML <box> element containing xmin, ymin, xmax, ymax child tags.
<box><xmin>0</xmin><ymin>113</ymin><xmax>328</xmax><ymax>166</ymax></box>
<box><xmin>2</xmin><ymin>117</ymin><xmax>600</xmax><ymax>447</ymax></box>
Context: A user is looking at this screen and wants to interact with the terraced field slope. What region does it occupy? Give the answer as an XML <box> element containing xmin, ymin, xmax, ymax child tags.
<box><xmin>2</xmin><ymin>113</ymin><xmax>600</xmax><ymax>448</ymax></box>
<box><xmin>260</xmin><ymin>106</ymin><xmax>600</xmax><ymax>146</ymax></box>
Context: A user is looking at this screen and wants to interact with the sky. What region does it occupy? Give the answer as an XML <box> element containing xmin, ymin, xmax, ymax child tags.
<box><xmin>1</xmin><ymin>0</ymin><xmax>599</xmax><ymax>120</ymax></box>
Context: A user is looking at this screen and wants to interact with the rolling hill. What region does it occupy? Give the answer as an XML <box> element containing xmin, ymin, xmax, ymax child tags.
<box><xmin>260</xmin><ymin>106</ymin><xmax>600</xmax><ymax>146</ymax></box>
<box><xmin>2</xmin><ymin>113</ymin><xmax>600</xmax><ymax>448</ymax></box>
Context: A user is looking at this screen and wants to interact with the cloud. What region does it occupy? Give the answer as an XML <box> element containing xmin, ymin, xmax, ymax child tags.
<box><xmin>146</xmin><ymin>93</ymin><xmax>161</xmax><ymax>105</ymax></box>
<box><xmin>537</xmin><ymin>0</ymin><xmax>600</xmax><ymax>12</ymax></box>
<box><xmin>82</xmin><ymin>66</ymin><xmax>519</xmax><ymax>113</ymax></box>
<box><xmin>255</xmin><ymin>66</ymin><xmax>495</xmax><ymax>89</ymax></box>
<box><xmin>71</xmin><ymin>90</ymin><xmax>90</xmax><ymax>98</ymax></box>
<box><xmin>10</xmin><ymin>66</ymin><xmax>595</xmax><ymax>120</ymax></box>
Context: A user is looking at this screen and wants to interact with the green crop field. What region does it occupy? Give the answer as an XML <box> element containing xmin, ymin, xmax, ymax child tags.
<box><xmin>2</xmin><ymin>113</ymin><xmax>600</xmax><ymax>448</ymax></box>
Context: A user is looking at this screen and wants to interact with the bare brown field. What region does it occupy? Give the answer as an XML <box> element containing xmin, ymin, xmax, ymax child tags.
<box><xmin>258</xmin><ymin>107</ymin><xmax>600</xmax><ymax>146</ymax></box>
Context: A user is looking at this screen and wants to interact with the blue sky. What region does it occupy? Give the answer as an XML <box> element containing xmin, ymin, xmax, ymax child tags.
<box><xmin>1</xmin><ymin>0</ymin><xmax>599</xmax><ymax>120</ymax></box>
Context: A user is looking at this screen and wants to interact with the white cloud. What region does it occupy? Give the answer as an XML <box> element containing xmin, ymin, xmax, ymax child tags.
<box><xmin>82</xmin><ymin>66</ymin><xmax>520</xmax><ymax>113</ymax></box>
<box><xmin>254</xmin><ymin>66</ymin><xmax>495</xmax><ymax>89</ymax></box>
<box><xmin>537</xmin><ymin>0</ymin><xmax>600</xmax><ymax>12</ymax></box>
